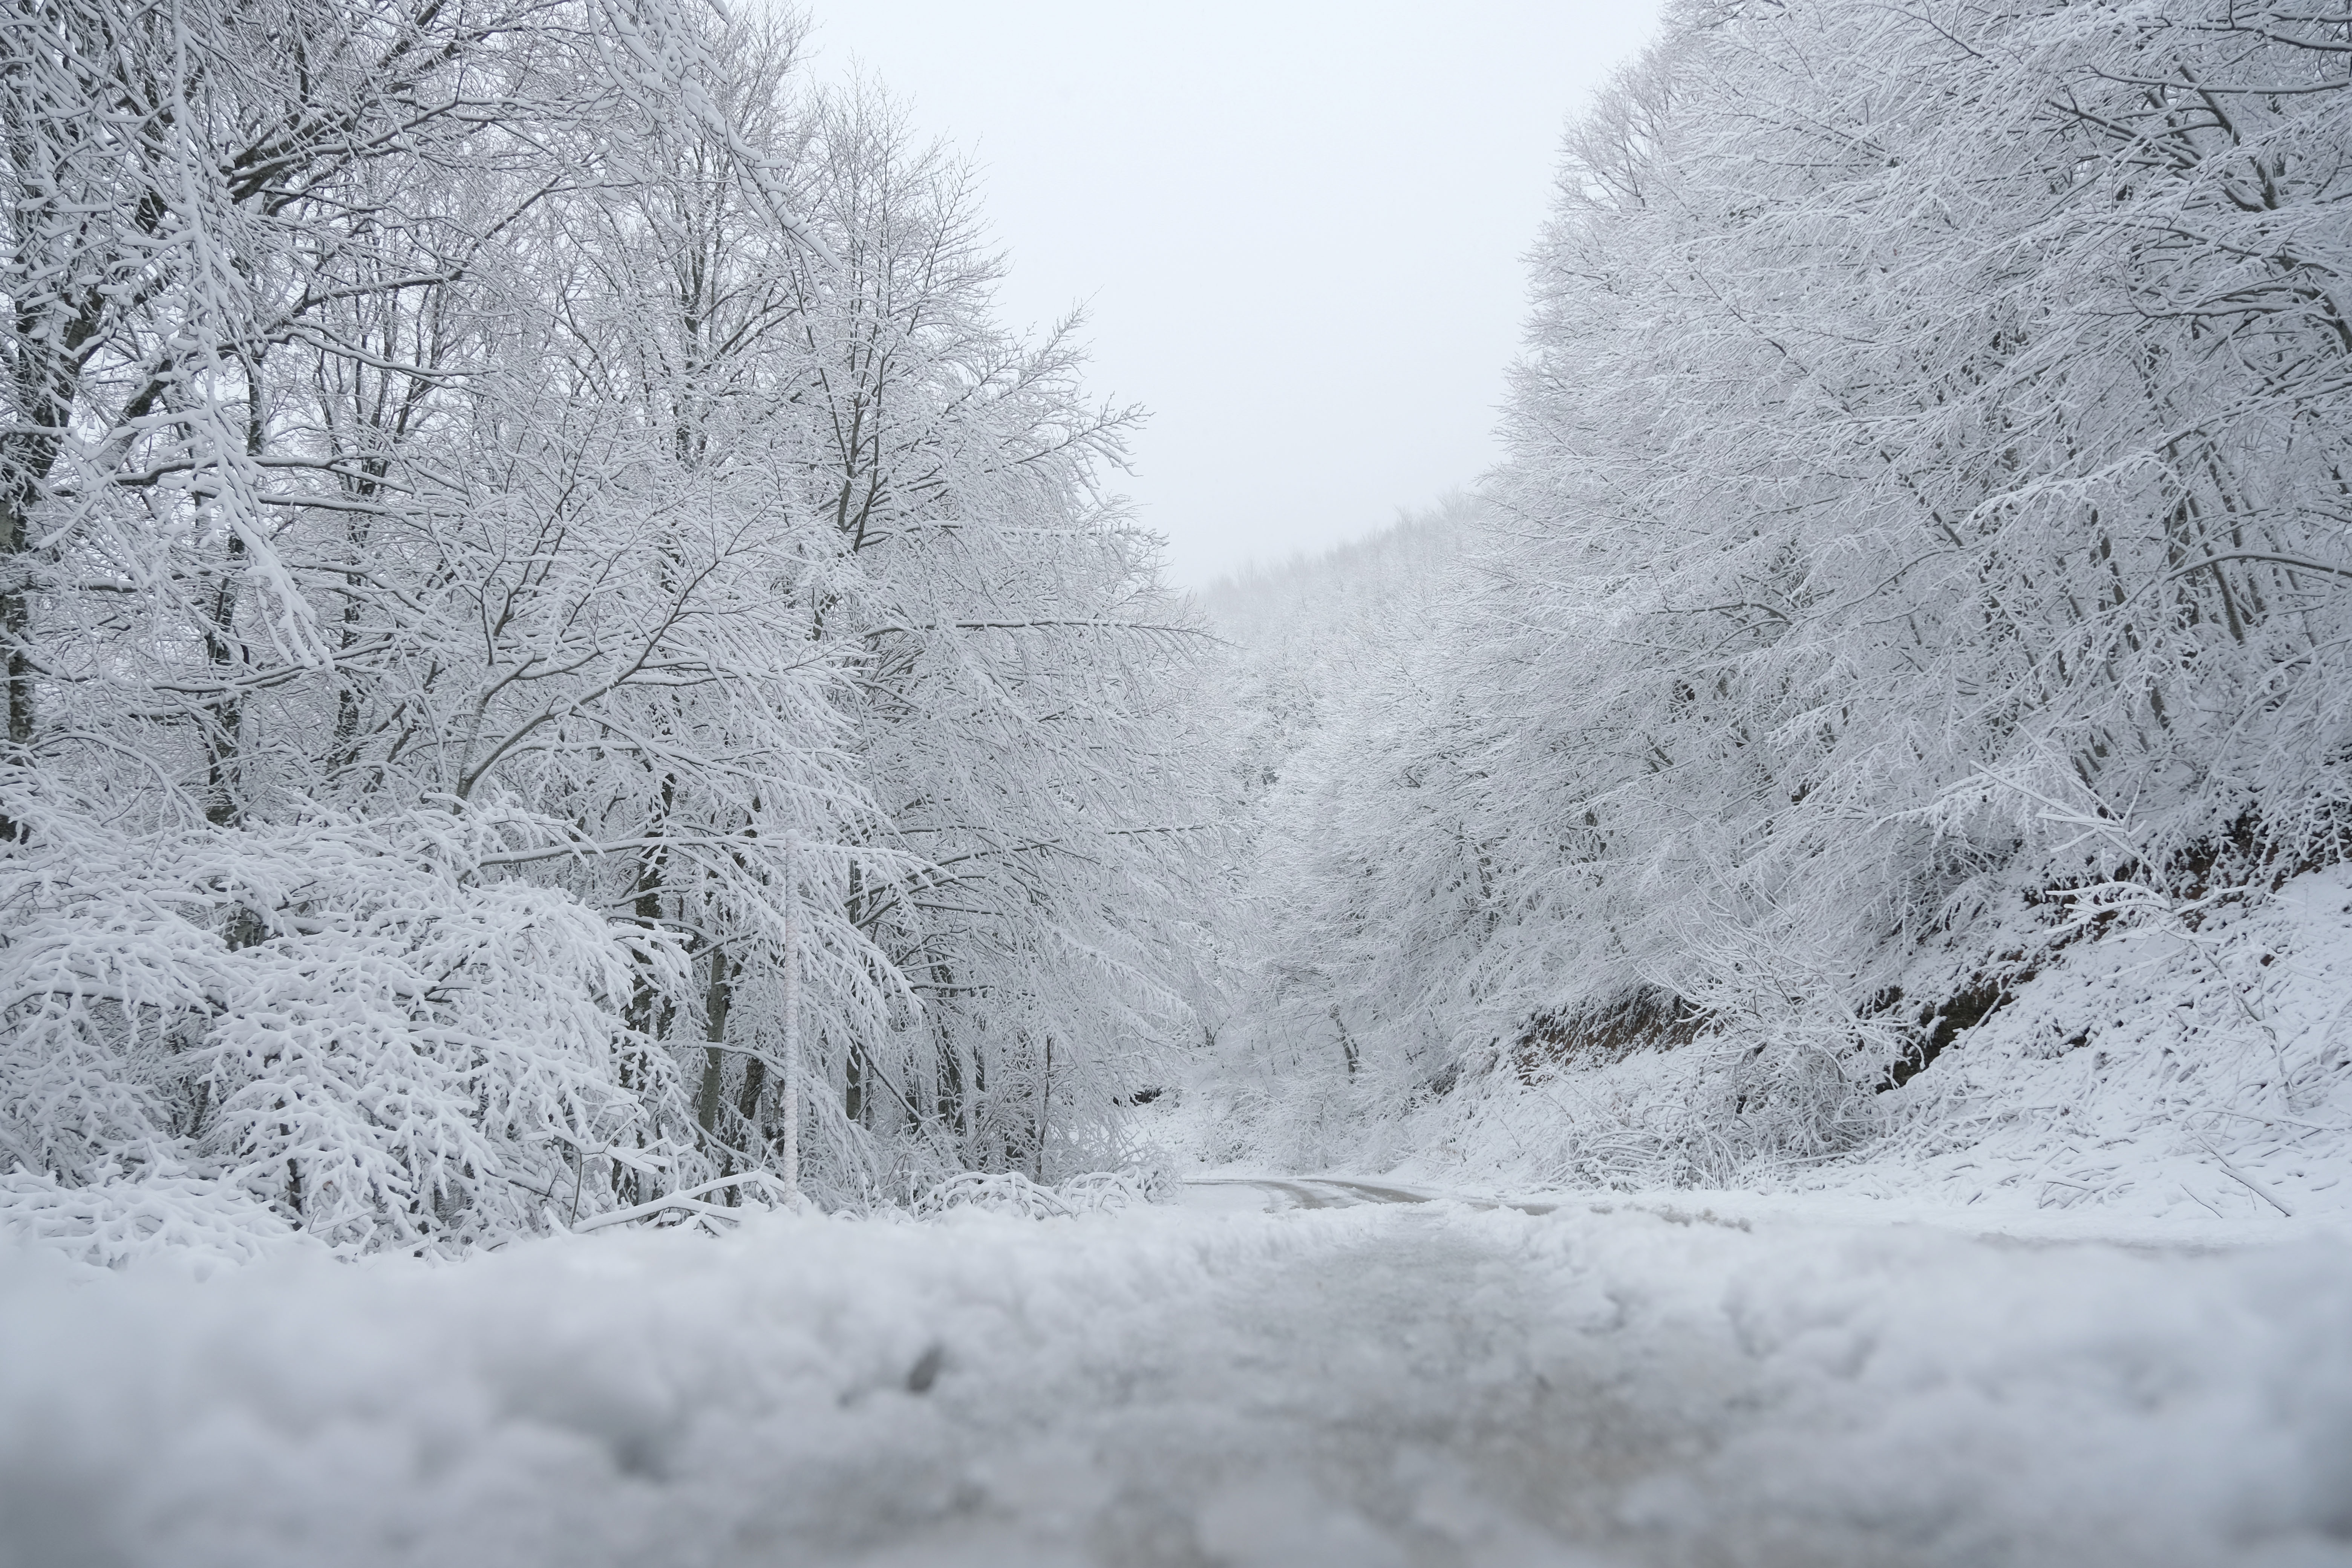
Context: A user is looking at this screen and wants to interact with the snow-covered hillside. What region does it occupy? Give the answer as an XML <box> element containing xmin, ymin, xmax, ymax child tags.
<box><xmin>1178</xmin><ymin>508</ymin><xmax>2352</xmax><ymax>1228</ymax></box>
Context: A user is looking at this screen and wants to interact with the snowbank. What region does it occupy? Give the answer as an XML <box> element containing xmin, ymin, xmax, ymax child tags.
<box><xmin>1876</xmin><ymin>865</ymin><xmax>2352</xmax><ymax>1220</ymax></box>
<box><xmin>1269</xmin><ymin>867</ymin><xmax>2352</xmax><ymax>1225</ymax></box>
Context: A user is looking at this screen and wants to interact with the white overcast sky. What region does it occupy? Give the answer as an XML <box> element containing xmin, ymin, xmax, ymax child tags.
<box><xmin>803</xmin><ymin>3</ymin><xmax>1664</xmax><ymax>585</ymax></box>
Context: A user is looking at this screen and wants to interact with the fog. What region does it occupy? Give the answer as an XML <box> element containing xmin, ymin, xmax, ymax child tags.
<box><xmin>807</xmin><ymin>2</ymin><xmax>1664</xmax><ymax>583</ymax></box>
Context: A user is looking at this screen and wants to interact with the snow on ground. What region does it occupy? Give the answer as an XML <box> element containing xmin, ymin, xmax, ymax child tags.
<box><xmin>4</xmin><ymin>1186</ymin><xmax>2349</xmax><ymax>1568</ymax></box>
<box><xmin>1192</xmin><ymin>866</ymin><xmax>2352</xmax><ymax>1225</ymax></box>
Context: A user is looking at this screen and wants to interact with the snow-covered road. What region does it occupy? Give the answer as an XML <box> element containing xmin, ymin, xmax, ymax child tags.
<box><xmin>4</xmin><ymin>1187</ymin><xmax>2349</xmax><ymax>1568</ymax></box>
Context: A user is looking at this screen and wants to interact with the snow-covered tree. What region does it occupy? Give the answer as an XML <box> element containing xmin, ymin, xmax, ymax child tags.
<box><xmin>768</xmin><ymin>84</ymin><xmax>1217</xmax><ymax>1188</ymax></box>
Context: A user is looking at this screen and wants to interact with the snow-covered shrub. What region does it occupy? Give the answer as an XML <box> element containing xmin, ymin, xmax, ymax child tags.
<box><xmin>0</xmin><ymin>778</ymin><xmax>687</xmax><ymax>1253</ymax></box>
<box><xmin>0</xmin><ymin>1168</ymin><xmax>294</xmax><ymax>1275</ymax></box>
<box><xmin>913</xmin><ymin>1167</ymin><xmax>1168</xmax><ymax>1219</ymax></box>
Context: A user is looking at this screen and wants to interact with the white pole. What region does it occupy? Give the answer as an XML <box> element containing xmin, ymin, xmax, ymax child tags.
<box><xmin>781</xmin><ymin>832</ymin><xmax>801</xmax><ymax>1205</ymax></box>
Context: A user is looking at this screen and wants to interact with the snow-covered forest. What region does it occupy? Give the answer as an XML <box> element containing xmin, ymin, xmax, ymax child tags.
<box><xmin>2</xmin><ymin>0</ymin><xmax>1222</xmax><ymax>1257</ymax></box>
<box><xmin>9</xmin><ymin>1</ymin><xmax>2352</xmax><ymax>1562</ymax></box>
<box><xmin>9</xmin><ymin>0</ymin><xmax>2352</xmax><ymax>1254</ymax></box>
<box><xmin>1190</xmin><ymin>0</ymin><xmax>2352</xmax><ymax>1216</ymax></box>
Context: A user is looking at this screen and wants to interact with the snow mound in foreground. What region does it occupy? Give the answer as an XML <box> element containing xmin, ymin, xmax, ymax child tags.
<box><xmin>1</xmin><ymin>1199</ymin><xmax>2347</xmax><ymax>1567</ymax></box>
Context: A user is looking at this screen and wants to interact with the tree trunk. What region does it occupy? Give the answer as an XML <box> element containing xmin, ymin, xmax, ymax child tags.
<box><xmin>694</xmin><ymin>946</ymin><xmax>735</xmax><ymax>1139</ymax></box>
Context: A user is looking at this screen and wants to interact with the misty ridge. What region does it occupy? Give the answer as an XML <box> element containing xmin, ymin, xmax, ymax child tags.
<box><xmin>5</xmin><ymin>2</ymin><xmax>2352</xmax><ymax>1566</ymax></box>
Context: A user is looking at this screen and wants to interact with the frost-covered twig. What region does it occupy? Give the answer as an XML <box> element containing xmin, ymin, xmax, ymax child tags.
<box><xmin>2193</xmin><ymin>1138</ymin><xmax>2298</xmax><ymax>1219</ymax></box>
